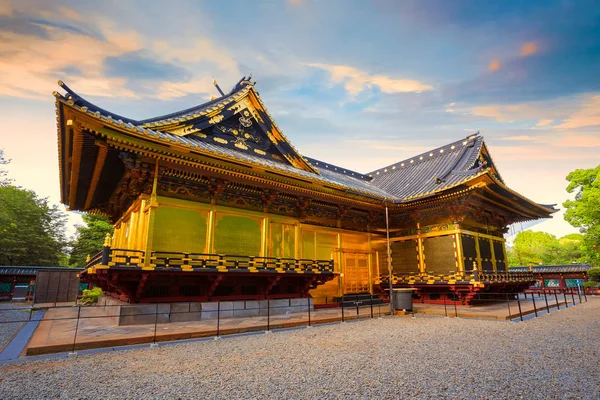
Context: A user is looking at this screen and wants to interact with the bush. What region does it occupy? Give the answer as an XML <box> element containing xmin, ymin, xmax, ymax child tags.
<box><xmin>79</xmin><ymin>287</ymin><xmax>104</xmax><ymax>306</ymax></box>
<box><xmin>583</xmin><ymin>281</ymin><xmax>598</xmax><ymax>289</ymax></box>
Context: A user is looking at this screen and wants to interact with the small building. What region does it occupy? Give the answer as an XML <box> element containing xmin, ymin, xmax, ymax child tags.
<box><xmin>54</xmin><ymin>76</ymin><xmax>555</xmax><ymax>304</ymax></box>
<box><xmin>0</xmin><ymin>266</ymin><xmax>84</xmax><ymax>302</ymax></box>
<box><xmin>510</xmin><ymin>264</ymin><xmax>594</xmax><ymax>292</ymax></box>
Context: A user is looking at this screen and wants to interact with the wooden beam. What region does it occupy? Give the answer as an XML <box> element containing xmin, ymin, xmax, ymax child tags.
<box><xmin>84</xmin><ymin>142</ymin><xmax>108</xmax><ymax>210</ymax></box>
<box><xmin>68</xmin><ymin>125</ymin><xmax>84</xmax><ymax>208</ymax></box>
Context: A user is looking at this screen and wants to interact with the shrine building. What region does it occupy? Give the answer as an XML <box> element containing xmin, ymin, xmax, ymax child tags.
<box><xmin>55</xmin><ymin>76</ymin><xmax>555</xmax><ymax>305</ymax></box>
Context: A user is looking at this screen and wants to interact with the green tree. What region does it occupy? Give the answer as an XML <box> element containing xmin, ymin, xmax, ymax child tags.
<box><xmin>0</xmin><ymin>185</ymin><xmax>67</xmax><ymax>266</ymax></box>
<box><xmin>508</xmin><ymin>231</ymin><xmax>559</xmax><ymax>266</ymax></box>
<box><xmin>564</xmin><ymin>165</ymin><xmax>600</xmax><ymax>265</ymax></box>
<box><xmin>0</xmin><ymin>149</ymin><xmax>11</xmax><ymax>186</ymax></box>
<box><xmin>69</xmin><ymin>214</ymin><xmax>114</xmax><ymax>267</ymax></box>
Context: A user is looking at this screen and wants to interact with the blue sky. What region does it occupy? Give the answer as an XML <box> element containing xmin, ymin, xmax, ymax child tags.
<box><xmin>1</xmin><ymin>0</ymin><xmax>599</xmax><ymax>238</ymax></box>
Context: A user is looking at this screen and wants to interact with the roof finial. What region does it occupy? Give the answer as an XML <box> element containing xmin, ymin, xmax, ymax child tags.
<box><xmin>212</xmin><ymin>77</ymin><xmax>225</xmax><ymax>97</ymax></box>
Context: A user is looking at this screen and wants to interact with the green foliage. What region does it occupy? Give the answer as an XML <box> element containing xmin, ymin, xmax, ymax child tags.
<box><xmin>583</xmin><ymin>281</ymin><xmax>598</xmax><ymax>289</ymax></box>
<box><xmin>563</xmin><ymin>165</ymin><xmax>600</xmax><ymax>265</ymax></box>
<box><xmin>587</xmin><ymin>267</ymin><xmax>600</xmax><ymax>282</ymax></box>
<box><xmin>69</xmin><ymin>214</ymin><xmax>114</xmax><ymax>267</ymax></box>
<box><xmin>507</xmin><ymin>231</ymin><xmax>584</xmax><ymax>266</ymax></box>
<box><xmin>0</xmin><ymin>149</ymin><xmax>11</xmax><ymax>186</ymax></box>
<box><xmin>79</xmin><ymin>287</ymin><xmax>104</xmax><ymax>306</ymax></box>
<box><xmin>0</xmin><ymin>185</ymin><xmax>67</xmax><ymax>266</ymax></box>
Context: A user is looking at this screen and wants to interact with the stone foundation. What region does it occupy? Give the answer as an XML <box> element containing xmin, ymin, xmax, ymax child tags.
<box><xmin>96</xmin><ymin>297</ymin><xmax>314</xmax><ymax>326</ymax></box>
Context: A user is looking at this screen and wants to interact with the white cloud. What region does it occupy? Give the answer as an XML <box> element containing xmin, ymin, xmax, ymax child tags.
<box><xmin>554</xmin><ymin>95</ymin><xmax>600</xmax><ymax>130</ymax></box>
<box><xmin>306</xmin><ymin>63</ymin><xmax>432</xmax><ymax>95</ymax></box>
<box><xmin>153</xmin><ymin>39</ymin><xmax>239</xmax><ymax>75</ymax></box>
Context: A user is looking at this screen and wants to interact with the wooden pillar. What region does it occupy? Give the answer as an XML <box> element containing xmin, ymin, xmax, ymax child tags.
<box><xmin>143</xmin><ymin>161</ymin><xmax>160</xmax><ymax>267</ymax></box>
<box><xmin>454</xmin><ymin>225</ymin><xmax>465</xmax><ymax>274</ymax></box>
<box><xmin>489</xmin><ymin>238</ymin><xmax>497</xmax><ymax>272</ymax></box>
<box><xmin>337</xmin><ymin>233</ymin><xmax>343</xmax><ymax>296</ymax></box>
<box><xmin>207</xmin><ymin>209</ymin><xmax>216</xmax><ymax>254</ymax></box>
<box><xmin>260</xmin><ymin>217</ymin><xmax>270</xmax><ymax>257</ymax></box>
<box><xmin>417</xmin><ymin>223</ymin><xmax>425</xmax><ymax>275</ymax></box>
<box><xmin>367</xmin><ymin>234</ymin><xmax>373</xmax><ymax>294</ymax></box>
<box><xmin>474</xmin><ymin>234</ymin><xmax>482</xmax><ymax>269</ymax></box>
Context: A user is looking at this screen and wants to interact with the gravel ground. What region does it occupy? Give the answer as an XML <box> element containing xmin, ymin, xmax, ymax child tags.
<box><xmin>0</xmin><ymin>299</ymin><xmax>599</xmax><ymax>400</ymax></box>
<box><xmin>0</xmin><ymin>303</ymin><xmax>28</xmax><ymax>351</ymax></box>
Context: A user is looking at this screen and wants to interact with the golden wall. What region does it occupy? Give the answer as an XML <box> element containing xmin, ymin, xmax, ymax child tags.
<box><xmin>111</xmin><ymin>195</ymin><xmax>379</xmax><ymax>302</ymax></box>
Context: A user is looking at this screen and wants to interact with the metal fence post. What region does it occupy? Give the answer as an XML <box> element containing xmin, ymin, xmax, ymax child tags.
<box><xmin>216</xmin><ymin>301</ymin><xmax>220</xmax><ymax>337</ymax></box>
<box><xmin>582</xmin><ymin>286</ymin><xmax>588</xmax><ymax>302</ymax></box>
<box><xmin>443</xmin><ymin>294</ymin><xmax>448</xmax><ymax>317</ymax></box>
<box><xmin>562</xmin><ymin>289</ymin><xmax>568</xmax><ymax>308</ymax></box>
<box><xmin>570</xmin><ymin>289</ymin><xmax>576</xmax><ymax>305</ymax></box>
<box><xmin>341</xmin><ymin>303</ymin><xmax>345</xmax><ymax>322</ymax></box>
<box><xmin>454</xmin><ymin>296</ymin><xmax>458</xmax><ymax>318</ymax></box>
<box><xmin>516</xmin><ymin>297</ymin><xmax>523</xmax><ymax>321</ymax></box>
<box><xmin>531</xmin><ymin>294</ymin><xmax>538</xmax><ymax>317</ymax></box>
<box><xmin>370</xmin><ymin>302</ymin><xmax>373</xmax><ymax>319</ymax></box>
<box><xmin>576</xmin><ymin>286</ymin><xmax>582</xmax><ymax>304</ymax></box>
<box><xmin>71</xmin><ymin>306</ymin><xmax>81</xmax><ymax>354</ymax></box>
<box><xmin>153</xmin><ymin>304</ymin><xmax>158</xmax><ymax>344</ymax></box>
<box><xmin>554</xmin><ymin>291</ymin><xmax>560</xmax><ymax>310</ymax></box>
<box><xmin>506</xmin><ymin>294</ymin><xmax>512</xmax><ymax>320</ymax></box>
<box><xmin>544</xmin><ymin>291</ymin><xmax>550</xmax><ymax>313</ymax></box>
<box><xmin>307</xmin><ymin>297</ymin><xmax>311</xmax><ymax>327</ymax></box>
<box><xmin>267</xmin><ymin>299</ymin><xmax>270</xmax><ymax>332</ymax></box>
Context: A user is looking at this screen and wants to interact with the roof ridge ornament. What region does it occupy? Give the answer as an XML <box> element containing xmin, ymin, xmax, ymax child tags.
<box><xmin>212</xmin><ymin>78</ymin><xmax>225</xmax><ymax>97</ymax></box>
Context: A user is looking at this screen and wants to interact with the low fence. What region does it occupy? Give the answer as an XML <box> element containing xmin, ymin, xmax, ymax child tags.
<box><xmin>436</xmin><ymin>287</ymin><xmax>588</xmax><ymax>321</ymax></box>
<box><xmin>0</xmin><ymin>298</ymin><xmax>391</xmax><ymax>356</ymax></box>
<box><xmin>0</xmin><ymin>287</ymin><xmax>591</xmax><ymax>357</ymax></box>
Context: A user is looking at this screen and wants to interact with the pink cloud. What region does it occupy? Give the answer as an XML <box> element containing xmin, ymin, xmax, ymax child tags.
<box><xmin>554</xmin><ymin>95</ymin><xmax>600</xmax><ymax>130</ymax></box>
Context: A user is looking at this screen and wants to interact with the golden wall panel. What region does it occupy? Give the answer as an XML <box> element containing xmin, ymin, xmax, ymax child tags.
<box><xmin>270</xmin><ymin>222</ymin><xmax>295</xmax><ymax>258</ymax></box>
<box><xmin>213</xmin><ymin>214</ymin><xmax>261</xmax><ymax>255</ymax></box>
<box><xmin>153</xmin><ymin>206</ymin><xmax>208</xmax><ymax>253</ymax></box>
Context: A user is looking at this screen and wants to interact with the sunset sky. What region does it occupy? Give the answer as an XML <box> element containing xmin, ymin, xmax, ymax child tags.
<box><xmin>1</xmin><ymin>0</ymin><xmax>599</xmax><ymax>238</ymax></box>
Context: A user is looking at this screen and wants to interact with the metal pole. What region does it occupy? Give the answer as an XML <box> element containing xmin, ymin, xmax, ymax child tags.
<box><xmin>516</xmin><ymin>297</ymin><xmax>523</xmax><ymax>321</ymax></box>
<box><xmin>307</xmin><ymin>297</ymin><xmax>311</xmax><ymax>327</ymax></box>
<box><xmin>506</xmin><ymin>294</ymin><xmax>512</xmax><ymax>320</ymax></box>
<box><xmin>563</xmin><ymin>289</ymin><xmax>568</xmax><ymax>308</ymax></box>
<box><xmin>217</xmin><ymin>301</ymin><xmax>220</xmax><ymax>337</ymax></box>
<box><xmin>554</xmin><ymin>291</ymin><xmax>560</xmax><ymax>310</ymax></box>
<box><xmin>267</xmin><ymin>299</ymin><xmax>270</xmax><ymax>332</ymax></box>
<box><xmin>576</xmin><ymin>286</ymin><xmax>582</xmax><ymax>304</ymax></box>
<box><xmin>385</xmin><ymin>204</ymin><xmax>394</xmax><ymax>315</ymax></box>
<box><xmin>72</xmin><ymin>306</ymin><xmax>81</xmax><ymax>353</ymax></box>
<box><xmin>544</xmin><ymin>290</ymin><xmax>550</xmax><ymax>313</ymax></box>
<box><xmin>443</xmin><ymin>293</ymin><xmax>448</xmax><ymax>317</ymax></box>
<box><xmin>454</xmin><ymin>296</ymin><xmax>458</xmax><ymax>318</ymax></box>
<box><xmin>531</xmin><ymin>293</ymin><xmax>538</xmax><ymax>317</ymax></box>
<box><xmin>341</xmin><ymin>302</ymin><xmax>345</xmax><ymax>322</ymax></box>
<box><xmin>153</xmin><ymin>304</ymin><xmax>158</xmax><ymax>344</ymax></box>
<box><xmin>582</xmin><ymin>286</ymin><xmax>588</xmax><ymax>302</ymax></box>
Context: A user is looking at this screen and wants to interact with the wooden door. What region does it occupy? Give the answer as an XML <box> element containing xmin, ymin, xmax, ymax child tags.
<box><xmin>343</xmin><ymin>253</ymin><xmax>370</xmax><ymax>294</ymax></box>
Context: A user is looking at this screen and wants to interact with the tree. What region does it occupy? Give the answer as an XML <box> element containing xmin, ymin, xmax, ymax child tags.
<box><xmin>69</xmin><ymin>214</ymin><xmax>114</xmax><ymax>267</ymax></box>
<box><xmin>507</xmin><ymin>231</ymin><xmax>584</xmax><ymax>266</ymax></box>
<box><xmin>0</xmin><ymin>149</ymin><xmax>11</xmax><ymax>186</ymax></box>
<box><xmin>508</xmin><ymin>231</ymin><xmax>558</xmax><ymax>266</ymax></box>
<box><xmin>563</xmin><ymin>165</ymin><xmax>600</xmax><ymax>265</ymax></box>
<box><xmin>0</xmin><ymin>185</ymin><xmax>67</xmax><ymax>266</ymax></box>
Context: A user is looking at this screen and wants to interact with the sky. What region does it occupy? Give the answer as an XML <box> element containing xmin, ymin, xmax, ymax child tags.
<box><xmin>1</xmin><ymin>0</ymin><xmax>599</xmax><ymax>239</ymax></box>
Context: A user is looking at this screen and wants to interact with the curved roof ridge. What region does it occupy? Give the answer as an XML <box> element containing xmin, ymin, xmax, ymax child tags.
<box><xmin>54</xmin><ymin>77</ymin><xmax>253</xmax><ymax>127</ymax></box>
<box><xmin>367</xmin><ymin>133</ymin><xmax>481</xmax><ymax>176</ymax></box>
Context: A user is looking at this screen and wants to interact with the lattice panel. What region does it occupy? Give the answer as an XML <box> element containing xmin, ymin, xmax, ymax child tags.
<box><xmin>214</xmin><ymin>215</ymin><xmax>261</xmax><ymax>256</ymax></box>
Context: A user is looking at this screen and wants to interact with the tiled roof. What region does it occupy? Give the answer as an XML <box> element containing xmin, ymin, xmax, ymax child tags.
<box><xmin>367</xmin><ymin>135</ymin><xmax>485</xmax><ymax>201</ymax></box>
<box><xmin>0</xmin><ymin>266</ymin><xmax>83</xmax><ymax>276</ymax></box>
<box><xmin>53</xmin><ymin>77</ymin><xmax>557</xmax><ymax>214</ymax></box>
<box><xmin>510</xmin><ymin>264</ymin><xmax>595</xmax><ymax>273</ymax></box>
